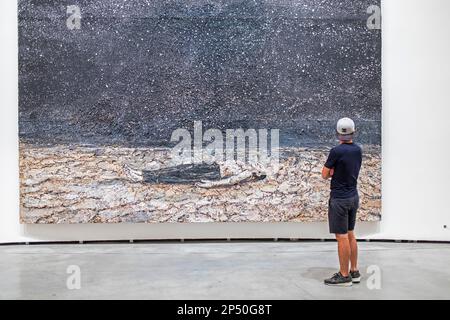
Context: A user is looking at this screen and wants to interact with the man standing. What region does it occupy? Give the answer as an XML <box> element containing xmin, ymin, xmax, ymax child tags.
<box><xmin>322</xmin><ymin>118</ymin><xmax>362</xmax><ymax>287</ymax></box>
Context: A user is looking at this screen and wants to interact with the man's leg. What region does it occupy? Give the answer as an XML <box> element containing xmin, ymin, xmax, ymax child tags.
<box><xmin>335</xmin><ymin>233</ymin><xmax>350</xmax><ymax>277</ymax></box>
<box><xmin>348</xmin><ymin>231</ymin><xmax>358</xmax><ymax>272</ymax></box>
<box><xmin>325</xmin><ymin>198</ymin><xmax>352</xmax><ymax>286</ymax></box>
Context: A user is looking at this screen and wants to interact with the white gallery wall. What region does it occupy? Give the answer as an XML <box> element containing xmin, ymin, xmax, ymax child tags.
<box><xmin>1</xmin><ymin>0</ymin><xmax>449</xmax><ymax>243</ymax></box>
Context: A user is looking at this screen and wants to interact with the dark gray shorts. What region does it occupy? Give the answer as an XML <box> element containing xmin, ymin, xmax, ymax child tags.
<box><xmin>328</xmin><ymin>195</ymin><xmax>359</xmax><ymax>234</ymax></box>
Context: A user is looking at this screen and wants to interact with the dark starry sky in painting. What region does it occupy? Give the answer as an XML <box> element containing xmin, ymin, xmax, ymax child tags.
<box><xmin>18</xmin><ymin>0</ymin><xmax>381</xmax><ymax>147</ymax></box>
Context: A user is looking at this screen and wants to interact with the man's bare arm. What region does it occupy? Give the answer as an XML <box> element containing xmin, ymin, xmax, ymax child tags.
<box><xmin>322</xmin><ymin>167</ymin><xmax>334</xmax><ymax>180</ymax></box>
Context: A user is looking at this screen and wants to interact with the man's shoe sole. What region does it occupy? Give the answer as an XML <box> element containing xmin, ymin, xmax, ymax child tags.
<box><xmin>325</xmin><ymin>282</ymin><xmax>353</xmax><ymax>287</ymax></box>
<box><xmin>352</xmin><ymin>277</ymin><xmax>361</xmax><ymax>283</ymax></box>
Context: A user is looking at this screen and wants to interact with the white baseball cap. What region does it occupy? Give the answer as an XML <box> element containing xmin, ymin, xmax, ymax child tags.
<box><xmin>336</xmin><ymin>118</ymin><xmax>355</xmax><ymax>139</ymax></box>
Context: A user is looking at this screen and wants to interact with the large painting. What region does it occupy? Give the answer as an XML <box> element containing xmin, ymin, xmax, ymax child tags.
<box><xmin>19</xmin><ymin>0</ymin><xmax>381</xmax><ymax>223</ymax></box>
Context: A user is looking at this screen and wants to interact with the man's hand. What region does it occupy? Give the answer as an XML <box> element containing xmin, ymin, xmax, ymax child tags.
<box><xmin>322</xmin><ymin>167</ymin><xmax>334</xmax><ymax>180</ymax></box>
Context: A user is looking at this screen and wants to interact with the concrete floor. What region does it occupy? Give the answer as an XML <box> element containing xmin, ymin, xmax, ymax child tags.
<box><xmin>0</xmin><ymin>242</ymin><xmax>449</xmax><ymax>300</ymax></box>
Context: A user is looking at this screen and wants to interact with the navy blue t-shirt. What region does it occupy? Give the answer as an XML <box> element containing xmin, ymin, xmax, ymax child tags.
<box><xmin>324</xmin><ymin>143</ymin><xmax>362</xmax><ymax>199</ymax></box>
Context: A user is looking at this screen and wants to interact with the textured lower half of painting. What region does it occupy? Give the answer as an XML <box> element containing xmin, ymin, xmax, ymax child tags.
<box><xmin>19</xmin><ymin>0</ymin><xmax>382</xmax><ymax>224</ymax></box>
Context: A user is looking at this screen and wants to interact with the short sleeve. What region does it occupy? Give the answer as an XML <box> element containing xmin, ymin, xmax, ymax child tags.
<box><xmin>324</xmin><ymin>148</ymin><xmax>338</xmax><ymax>169</ymax></box>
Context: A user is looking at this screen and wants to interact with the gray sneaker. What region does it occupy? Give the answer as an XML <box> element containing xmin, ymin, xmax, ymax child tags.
<box><xmin>350</xmin><ymin>270</ymin><xmax>361</xmax><ymax>283</ymax></box>
<box><xmin>324</xmin><ymin>272</ymin><xmax>353</xmax><ymax>287</ymax></box>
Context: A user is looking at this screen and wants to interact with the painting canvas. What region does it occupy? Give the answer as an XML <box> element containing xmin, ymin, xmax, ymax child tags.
<box><xmin>19</xmin><ymin>0</ymin><xmax>381</xmax><ymax>223</ymax></box>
